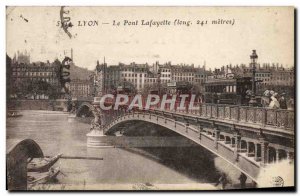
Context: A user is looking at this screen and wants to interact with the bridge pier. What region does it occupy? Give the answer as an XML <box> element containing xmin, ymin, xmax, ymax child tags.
<box><xmin>67</xmin><ymin>113</ymin><xmax>76</xmax><ymax>123</ymax></box>
<box><xmin>86</xmin><ymin>127</ymin><xmax>112</xmax><ymax>148</ymax></box>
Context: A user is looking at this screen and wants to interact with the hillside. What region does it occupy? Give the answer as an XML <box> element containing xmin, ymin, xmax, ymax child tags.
<box><xmin>70</xmin><ymin>63</ymin><xmax>94</xmax><ymax>81</ymax></box>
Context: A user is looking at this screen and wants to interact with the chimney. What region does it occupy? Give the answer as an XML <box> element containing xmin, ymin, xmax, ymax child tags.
<box><xmin>71</xmin><ymin>48</ymin><xmax>73</xmax><ymax>61</ymax></box>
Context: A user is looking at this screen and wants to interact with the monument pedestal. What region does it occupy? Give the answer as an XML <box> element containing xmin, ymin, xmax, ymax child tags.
<box><xmin>67</xmin><ymin>114</ymin><xmax>76</xmax><ymax>123</ymax></box>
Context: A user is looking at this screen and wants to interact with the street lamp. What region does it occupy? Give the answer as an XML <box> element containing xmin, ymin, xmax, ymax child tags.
<box><xmin>157</xmin><ymin>70</ymin><xmax>161</xmax><ymax>96</ymax></box>
<box><xmin>249</xmin><ymin>50</ymin><xmax>258</xmax><ymax>107</ymax></box>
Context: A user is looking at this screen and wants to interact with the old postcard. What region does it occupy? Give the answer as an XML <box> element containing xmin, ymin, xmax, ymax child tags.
<box><xmin>6</xmin><ymin>6</ymin><xmax>295</xmax><ymax>191</ymax></box>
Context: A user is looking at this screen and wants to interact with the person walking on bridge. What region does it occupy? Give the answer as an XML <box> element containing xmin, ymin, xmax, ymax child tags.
<box><xmin>215</xmin><ymin>172</ymin><xmax>228</xmax><ymax>189</ymax></box>
<box><xmin>278</xmin><ymin>93</ymin><xmax>287</xmax><ymax>109</ymax></box>
<box><xmin>269</xmin><ymin>93</ymin><xmax>280</xmax><ymax>109</ymax></box>
<box><xmin>238</xmin><ymin>173</ymin><xmax>247</xmax><ymax>189</ymax></box>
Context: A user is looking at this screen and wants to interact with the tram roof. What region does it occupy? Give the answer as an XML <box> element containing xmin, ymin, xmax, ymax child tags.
<box><xmin>204</xmin><ymin>76</ymin><xmax>252</xmax><ymax>85</ymax></box>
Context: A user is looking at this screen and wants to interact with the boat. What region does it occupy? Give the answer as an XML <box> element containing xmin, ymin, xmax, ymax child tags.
<box><xmin>27</xmin><ymin>167</ymin><xmax>60</xmax><ymax>186</ymax></box>
<box><xmin>7</xmin><ymin>111</ymin><xmax>22</xmax><ymax>118</ymax></box>
<box><xmin>27</xmin><ymin>154</ymin><xmax>62</xmax><ymax>172</ymax></box>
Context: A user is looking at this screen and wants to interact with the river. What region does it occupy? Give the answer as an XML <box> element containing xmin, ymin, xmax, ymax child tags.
<box><xmin>7</xmin><ymin>110</ymin><xmax>222</xmax><ymax>190</ymax></box>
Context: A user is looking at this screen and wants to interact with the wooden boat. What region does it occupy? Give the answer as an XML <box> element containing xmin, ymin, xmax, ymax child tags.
<box><xmin>27</xmin><ymin>154</ymin><xmax>62</xmax><ymax>172</ymax></box>
<box><xmin>27</xmin><ymin>167</ymin><xmax>60</xmax><ymax>186</ymax></box>
<box><xmin>7</xmin><ymin>111</ymin><xmax>22</xmax><ymax>118</ymax></box>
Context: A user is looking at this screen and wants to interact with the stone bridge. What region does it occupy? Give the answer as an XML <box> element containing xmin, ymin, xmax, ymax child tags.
<box><xmin>79</xmin><ymin>100</ymin><xmax>294</xmax><ymax>182</ymax></box>
<box><xmin>7</xmin><ymin>139</ymin><xmax>44</xmax><ymax>190</ymax></box>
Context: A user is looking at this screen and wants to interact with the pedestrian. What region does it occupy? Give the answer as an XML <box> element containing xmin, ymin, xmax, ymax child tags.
<box><xmin>261</xmin><ymin>96</ymin><xmax>270</xmax><ymax>107</ymax></box>
<box><xmin>269</xmin><ymin>95</ymin><xmax>280</xmax><ymax>109</ymax></box>
<box><xmin>287</xmin><ymin>98</ymin><xmax>294</xmax><ymax>110</ymax></box>
<box><xmin>278</xmin><ymin>93</ymin><xmax>287</xmax><ymax>109</ymax></box>
<box><xmin>238</xmin><ymin>173</ymin><xmax>247</xmax><ymax>189</ymax></box>
<box><xmin>215</xmin><ymin>173</ymin><xmax>228</xmax><ymax>189</ymax></box>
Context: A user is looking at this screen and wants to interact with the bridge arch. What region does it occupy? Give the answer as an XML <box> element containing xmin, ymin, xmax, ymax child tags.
<box><xmin>240</xmin><ymin>140</ymin><xmax>247</xmax><ymax>153</ymax></box>
<box><xmin>102</xmin><ymin>112</ymin><xmax>263</xmax><ymax>182</ymax></box>
<box><xmin>225</xmin><ymin>136</ymin><xmax>231</xmax><ymax>144</ymax></box>
<box><xmin>76</xmin><ymin>102</ymin><xmax>98</xmax><ymax>118</ymax></box>
<box><xmin>219</xmin><ymin>134</ymin><xmax>225</xmax><ymax>141</ymax></box>
<box><xmin>278</xmin><ymin>149</ymin><xmax>288</xmax><ymax>160</ymax></box>
<box><xmin>247</xmin><ymin>142</ymin><xmax>256</xmax><ymax>157</ymax></box>
<box><xmin>7</xmin><ymin>139</ymin><xmax>44</xmax><ymax>190</ymax></box>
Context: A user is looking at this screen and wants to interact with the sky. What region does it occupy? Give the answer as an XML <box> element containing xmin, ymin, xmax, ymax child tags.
<box><xmin>6</xmin><ymin>6</ymin><xmax>294</xmax><ymax>70</ymax></box>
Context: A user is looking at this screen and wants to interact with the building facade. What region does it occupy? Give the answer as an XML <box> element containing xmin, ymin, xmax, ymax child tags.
<box><xmin>93</xmin><ymin>60</ymin><xmax>210</xmax><ymax>94</ymax></box>
<box><xmin>9</xmin><ymin>53</ymin><xmax>60</xmax><ymax>99</ymax></box>
<box><xmin>69</xmin><ymin>79</ymin><xmax>92</xmax><ymax>99</ymax></box>
<box><xmin>119</xmin><ymin>63</ymin><xmax>149</xmax><ymax>92</ymax></box>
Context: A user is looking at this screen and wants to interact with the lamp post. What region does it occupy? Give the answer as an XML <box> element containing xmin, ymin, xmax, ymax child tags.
<box><xmin>157</xmin><ymin>70</ymin><xmax>161</xmax><ymax>96</ymax></box>
<box><xmin>249</xmin><ymin>50</ymin><xmax>258</xmax><ymax>107</ymax></box>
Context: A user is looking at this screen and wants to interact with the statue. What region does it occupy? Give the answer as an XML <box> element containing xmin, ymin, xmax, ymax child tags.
<box><xmin>90</xmin><ymin>109</ymin><xmax>104</xmax><ymax>135</ymax></box>
<box><xmin>70</xmin><ymin>102</ymin><xmax>77</xmax><ymax>114</ymax></box>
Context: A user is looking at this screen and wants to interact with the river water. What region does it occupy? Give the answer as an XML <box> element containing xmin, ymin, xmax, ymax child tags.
<box><xmin>7</xmin><ymin>110</ymin><xmax>221</xmax><ymax>190</ymax></box>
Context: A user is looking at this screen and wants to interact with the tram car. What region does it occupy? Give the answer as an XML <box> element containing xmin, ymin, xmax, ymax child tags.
<box><xmin>204</xmin><ymin>76</ymin><xmax>252</xmax><ymax>105</ymax></box>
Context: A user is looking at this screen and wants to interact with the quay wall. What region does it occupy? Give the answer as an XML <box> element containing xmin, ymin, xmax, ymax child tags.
<box><xmin>7</xmin><ymin>99</ymin><xmax>68</xmax><ymax>111</ymax></box>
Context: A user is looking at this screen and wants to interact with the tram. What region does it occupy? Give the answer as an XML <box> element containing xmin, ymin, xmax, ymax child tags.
<box><xmin>204</xmin><ymin>76</ymin><xmax>252</xmax><ymax>105</ymax></box>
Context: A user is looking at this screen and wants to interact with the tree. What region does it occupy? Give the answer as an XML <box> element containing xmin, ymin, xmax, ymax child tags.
<box><xmin>20</xmin><ymin>80</ymin><xmax>59</xmax><ymax>99</ymax></box>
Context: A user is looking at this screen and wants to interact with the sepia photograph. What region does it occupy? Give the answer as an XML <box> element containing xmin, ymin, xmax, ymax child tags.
<box><xmin>5</xmin><ymin>6</ymin><xmax>295</xmax><ymax>191</ymax></box>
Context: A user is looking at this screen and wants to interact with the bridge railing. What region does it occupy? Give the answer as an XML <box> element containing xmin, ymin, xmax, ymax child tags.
<box><xmin>198</xmin><ymin>104</ymin><xmax>294</xmax><ymax>131</ymax></box>
<box><xmin>149</xmin><ymin>103</ymin><xmax>294</xmax><ymax>132</ymax></box>
<box><xmin>99</xmin><ymin>101</ymin><xmax>294</xmax><ymax>132</ymax></box>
